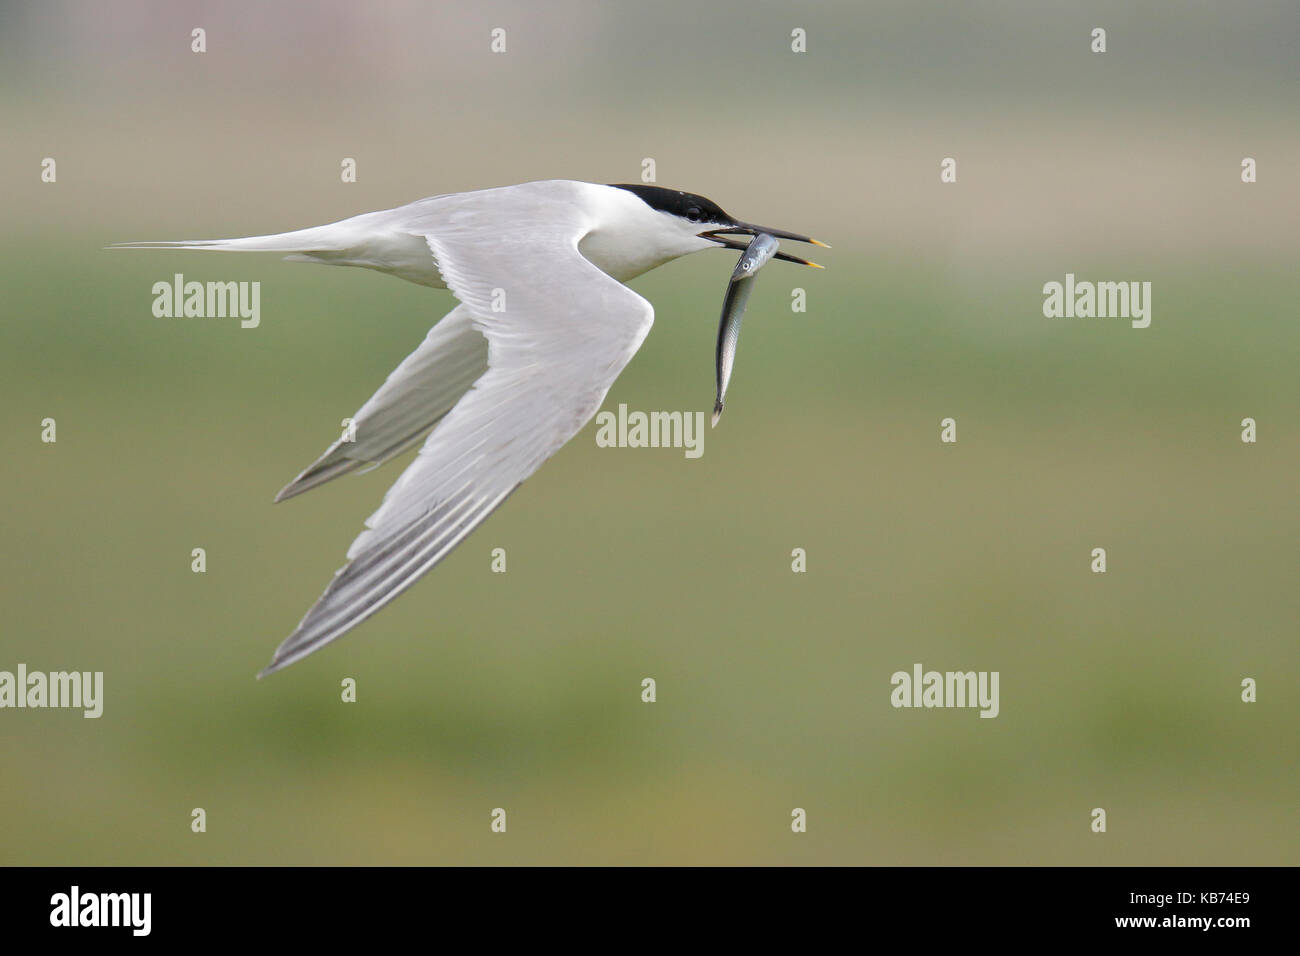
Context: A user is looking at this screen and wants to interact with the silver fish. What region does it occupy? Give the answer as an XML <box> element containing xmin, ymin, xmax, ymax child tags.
<box><xmin>713</xmin><ymin>233</ymin><xmax>780</xmax><ymax>426</ymax></box>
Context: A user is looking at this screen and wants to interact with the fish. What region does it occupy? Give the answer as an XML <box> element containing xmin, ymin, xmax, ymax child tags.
<box><xmin>713</xmin><ymin>233</ymin><xmax>781</xmax><ymax>427</ymax></box>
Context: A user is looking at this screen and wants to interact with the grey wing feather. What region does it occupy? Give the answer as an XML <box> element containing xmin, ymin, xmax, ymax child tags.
<box><xmin>275</xmin><ymin>305</ymin><xmax>489</xmax><ymax>501</ymax></box>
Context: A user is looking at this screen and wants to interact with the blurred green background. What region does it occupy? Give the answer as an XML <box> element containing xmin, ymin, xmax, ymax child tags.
<box><xmin>1</xmin><ymin>1</ymin><xmax>1296</xmax><ymax>864</ymax></box>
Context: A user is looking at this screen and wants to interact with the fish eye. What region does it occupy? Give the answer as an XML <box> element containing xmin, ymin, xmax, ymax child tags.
<box><xmin>685</xmin><ymin>206</ymin><xmax>702</xmax><ymax>223</ymax></box>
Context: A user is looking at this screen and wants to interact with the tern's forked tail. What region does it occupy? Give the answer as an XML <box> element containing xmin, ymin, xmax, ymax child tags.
<box><xmin>109</xmin><ymin>222</ymin><xmax>351</xmax><ymax>254</ymax></box>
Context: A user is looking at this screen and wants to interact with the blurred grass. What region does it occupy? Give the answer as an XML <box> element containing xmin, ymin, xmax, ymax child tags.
<box><xmin>0</xmin><ymin>238</ymin><xmax>1295</xmax><ymax>864</ymax></box>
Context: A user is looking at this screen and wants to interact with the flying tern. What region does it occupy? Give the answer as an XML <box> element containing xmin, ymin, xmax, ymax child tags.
<box><xmin>115</xmin><ymin>180</ymin><xmax>827</xmax><ymax>675</ymax></box>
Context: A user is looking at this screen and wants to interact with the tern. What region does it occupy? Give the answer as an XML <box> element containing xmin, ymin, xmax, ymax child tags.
<box><xmin>116</xmin><ymin>181</ymin><xmax>827</xmax><ymax>675</ymax></box>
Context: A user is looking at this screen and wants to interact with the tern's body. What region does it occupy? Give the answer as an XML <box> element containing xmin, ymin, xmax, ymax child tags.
<box><xmin>116</xmin><ymin>180</ymin><xmax>824</xmax><ymax>674</ymax></box>
<box><xmin>168</xmin><ymin>182</ymin><xmax>715</xmax><ymax>288</ymax></box>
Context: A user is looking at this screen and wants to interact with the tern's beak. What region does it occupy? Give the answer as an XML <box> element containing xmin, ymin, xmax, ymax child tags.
<box><xmin>700</xmin><ymin>222</ymin><xmax>830</xmax><ymax>268</ymax></box>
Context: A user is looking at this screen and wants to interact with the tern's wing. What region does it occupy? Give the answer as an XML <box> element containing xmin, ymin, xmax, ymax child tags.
<box><xmin>260</xmin><ymin>219</ymin><xmax>654</xmax><ymax>675</ymax></box>
<box><xmin>274</xmin><ymin>304</ymin><xmax>489</xmax><ymax>501</ymax></box>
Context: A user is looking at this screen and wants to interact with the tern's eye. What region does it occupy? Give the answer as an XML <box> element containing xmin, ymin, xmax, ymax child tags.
<box><xmin>685</xmin><ymin>206</ymin><xmax>702</xmax><ymax>223</ymax></box>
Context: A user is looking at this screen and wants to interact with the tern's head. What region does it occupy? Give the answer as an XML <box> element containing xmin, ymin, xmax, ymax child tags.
<box><xmin>606</xmin><ymin>184</ymin><xmax>828</xmax><ymax>269</ymax></box>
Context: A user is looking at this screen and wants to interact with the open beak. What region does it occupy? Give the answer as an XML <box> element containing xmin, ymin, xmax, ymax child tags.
<box><xmin>700</xmin><ymin>222</ymin><xmax>830</xmax><ymax>268</ymax></box>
